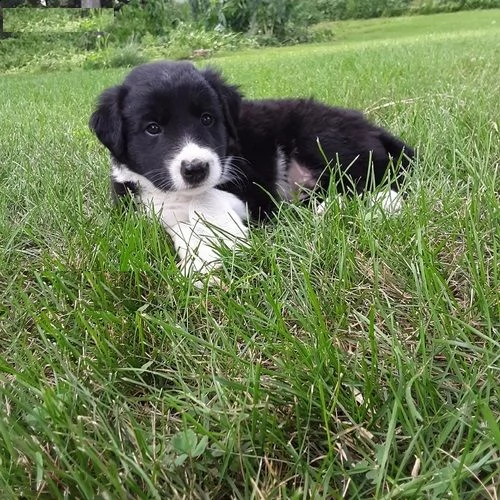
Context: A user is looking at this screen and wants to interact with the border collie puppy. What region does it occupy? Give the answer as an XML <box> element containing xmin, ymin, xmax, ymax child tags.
<box><xmin>90</xmin><ymin>60</ymin><xmax>414</xmax><ymax>274</ymax></box>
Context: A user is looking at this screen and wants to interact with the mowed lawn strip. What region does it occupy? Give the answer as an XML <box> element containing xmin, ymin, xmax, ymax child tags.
<box><xmin>0</xmin><ymin>12</ymin><xmax>499</xmax><ymax>499</ymax></box>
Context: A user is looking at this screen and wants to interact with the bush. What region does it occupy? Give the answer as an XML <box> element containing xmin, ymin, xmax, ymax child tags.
<box><xmin>110</xmin><ymin>0</ymin><xmax>188</xmax><ymax>42</ymax></box>
<box><xmin>109</xmin><ymin>43</ymin><xmax>148</xmax><ymax>68</ymax></box>
<box><xmin>82</xmin><ymin>43</ymin><xmax>147</xmax><ymax>70</ymax></box>
<box><xmin>219</xmin><ymin>0</ymin><xmax>314</xmax><ymax>43</ymax></box>
<box><xmin>186</xmin><ymin>0</ymin><xmax>223</xmax><ymax>29</ymax></box>
<box><xmin>138</xmin><ymin>23</ymin><xmax>257</xmax><ymax>60</ymax></box>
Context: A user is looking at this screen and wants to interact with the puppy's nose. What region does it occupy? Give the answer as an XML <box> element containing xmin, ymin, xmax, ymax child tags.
<box><xmin>180</xmin><ymin>159</ymin><xmax>209</xmax><ymax>184</ymax></box>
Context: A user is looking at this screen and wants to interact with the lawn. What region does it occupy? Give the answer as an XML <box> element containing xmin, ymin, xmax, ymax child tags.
<box><xmin>0</xmin><ymin>10</ymin><xmax>499</xmax><ymax>499</ymax></box>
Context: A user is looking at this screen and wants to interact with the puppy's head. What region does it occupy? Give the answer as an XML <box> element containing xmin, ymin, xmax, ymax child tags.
<box><xmin>89</xmin><ymin>61</ymin><xmax>242</xmax><ymax>193</ymax></box>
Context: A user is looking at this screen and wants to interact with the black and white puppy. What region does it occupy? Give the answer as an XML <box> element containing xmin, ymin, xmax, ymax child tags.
<box><xmin>90</xmin><ymin>60</ymin><xmax>414</xmax><ymax>274</ymax></box>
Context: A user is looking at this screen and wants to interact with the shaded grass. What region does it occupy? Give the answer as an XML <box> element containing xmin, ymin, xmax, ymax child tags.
<box><xmin>0</xmin><ymin>12</ymin><xmax>499</xmax><ymax>499</ymax></box>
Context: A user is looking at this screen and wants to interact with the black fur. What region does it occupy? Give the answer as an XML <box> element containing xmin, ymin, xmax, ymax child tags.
<box><xmin>89</xmin><ymin>85</ymin><xmax>128</xmax><ymax>164</ymax></box>
<box><xmin>90</xmin><ymin>60</ymin><xmax>414</xmax><ymax>219</ymax></box>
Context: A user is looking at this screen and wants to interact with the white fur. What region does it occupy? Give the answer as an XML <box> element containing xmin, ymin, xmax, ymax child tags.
<box><xmin>112</xmin><ymin>162</ymin><xmax>248</xmax><ymax>276</ymax></box>
<box><xmin>315</xmin><ymin>189</ymin><xmax>402</xmax><ymax>216</ymax></box>
<box><xmin>168</xmin><ymin>140</ymin><xmax>223</xmax><ymax>193</ymax></box>
<box><xmin>371</xmin><ymin>189</ymin><xmax>403</xmax><ymax>214</ymax></box>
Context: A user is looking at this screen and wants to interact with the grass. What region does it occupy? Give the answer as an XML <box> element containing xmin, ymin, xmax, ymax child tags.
<box><xmin>311</xmin><ymin>9</ymin><xmax>500</xmax><ymax>43</ymax></box>
<box><xmin>3</xmin><ymin>7</ymin><xmax>114</xmax><ymax>33</ymax></box>
<box><xmin>0</xmin><ymin>10</ymin><xmax>499</xmax><ymax>499</ymax></box>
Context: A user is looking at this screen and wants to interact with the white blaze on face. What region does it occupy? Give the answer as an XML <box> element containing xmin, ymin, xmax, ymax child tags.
<box><xmin>167</xmin><ymin>140</ymin><xmax>223</xmax><ymax>193</ymax></box>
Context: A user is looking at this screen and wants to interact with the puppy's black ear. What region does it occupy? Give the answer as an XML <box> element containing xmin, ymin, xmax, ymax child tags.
<box><xmin>201</xmin><ymin>68</ymin><xmax>242</xmax><ymax>143</ymax></box>
<box><xmin>89</xmin><ymin>85</ymin><xmax>128</xmax><ymax>162</ymax></box>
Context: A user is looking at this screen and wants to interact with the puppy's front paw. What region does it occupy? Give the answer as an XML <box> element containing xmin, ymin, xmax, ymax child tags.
<box><xmin>178</xmin><ymin>254</ymin><xmax>223</xmax><ymax>289</ymax></box>
<box><xmin>178</xmin><ymin>252</ymin><xmax>218</xmax><ymax>276</ymax></box>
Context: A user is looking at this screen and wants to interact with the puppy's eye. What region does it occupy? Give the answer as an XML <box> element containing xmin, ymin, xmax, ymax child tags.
<box><xmin>200</xmin><ymin>113</ymin><xmax>215</xmax><ymax>127</ymax></box>
<box><xmin>145</xmin><ymin>123</ymin><xmax>161</xmax><ymax>135</ymax></box>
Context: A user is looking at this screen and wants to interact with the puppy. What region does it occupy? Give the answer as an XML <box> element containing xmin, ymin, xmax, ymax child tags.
<box><xmin>90</xmin><ymin>60</ymin><xmax>414</xmax><ymax>274</ymax></box>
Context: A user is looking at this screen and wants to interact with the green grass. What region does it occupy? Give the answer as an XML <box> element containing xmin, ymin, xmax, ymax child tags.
<box><xmin>1</xmin><ymin>11</ymin><xmax>499</xmax><ymax>499</ymax></box>
<box><xmin>311</xmin><ymin>9</ymin><xmax>500</xmax><ymax>43</ymax></box>
<box><xmin>3</xmin><ymin>7</ymin><xmax>114</xmax><ymax>33</ymax></box>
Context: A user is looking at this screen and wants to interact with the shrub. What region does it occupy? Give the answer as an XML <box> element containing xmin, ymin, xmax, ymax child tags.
<box><xmin>139</xmin><ymin>23</ymin><xmax>257</xmax><ymax>60</ymax></box>
<box><xmin>82</xmin><ymin>43</ymin><xmax>147</xmax><ymax>70</ymax></box>
<box><xmin>110</xmin><ymin>0</ymin><xmax>188</xmax><ymax>42</ymax></box>
<box><xmin>219</xmin><ymin>0</ymin><xmax>314</xmax><ymax>43</ymax></box>
<box><xmin>108</xmin><ymin>43</ymin><xmax>147</xmax><ymax>68</ymax></box>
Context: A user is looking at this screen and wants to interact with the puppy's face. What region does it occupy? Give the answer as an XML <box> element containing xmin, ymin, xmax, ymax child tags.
<box><xmin>123</xmin><ymin>76</ymin><xmax>228</xmax><ymax>192</ymax></box>
<box><xmin>90</xmin><ymin>62</ymin><xmax>241</xmax><ymax>193</ymax></box>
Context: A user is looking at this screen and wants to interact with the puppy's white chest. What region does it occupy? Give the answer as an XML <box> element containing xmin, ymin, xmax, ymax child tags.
<box><xmin>141</xmin><ymin>188</ymin><xmax>246</xmax><ymax>227</ymax></box>
<box><xmin>111</xmin><ymin>162</ymin><xmax>248</xmax><ymax>275</ymax></box>
<box><xmin>142</xmin><ymin>187</ymin><xmax>248</xmax><ymax>275</ymax></box>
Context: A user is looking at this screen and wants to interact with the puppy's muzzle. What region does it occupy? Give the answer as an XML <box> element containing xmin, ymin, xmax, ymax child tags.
<box><xmin>180</xmin><ymin>159</ymin><xmax>209</xmax><ymax>185</ymax></box>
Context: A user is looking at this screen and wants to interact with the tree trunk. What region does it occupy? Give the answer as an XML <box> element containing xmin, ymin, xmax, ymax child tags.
<box><xmin>81</xmin><ymin>0</ymin><xmax>101</xmax><ymax>7</ymax></box>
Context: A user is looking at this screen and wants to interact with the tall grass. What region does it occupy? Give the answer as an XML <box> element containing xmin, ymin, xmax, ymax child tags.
<box><xmin>0</xmin><ymin>11</ymin><xmax>499</xmax><ymax>498</ymax></box>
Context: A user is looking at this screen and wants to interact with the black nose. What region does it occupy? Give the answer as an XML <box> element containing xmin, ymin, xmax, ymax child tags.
<box><xmin>180</xmin><ymin>159</ymin><xmax>209</xmax><ymax>184</ymax></box>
